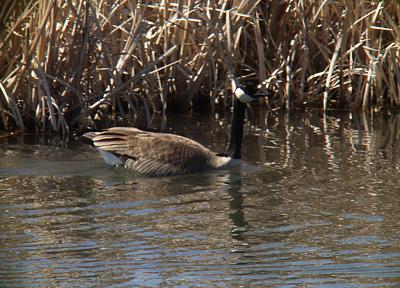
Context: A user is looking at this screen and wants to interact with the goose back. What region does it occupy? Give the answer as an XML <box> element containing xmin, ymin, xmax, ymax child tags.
<box><xmin>86</xmin><ymin>127</ymin><xmax>218</xmax><ymax>176</ymax></box>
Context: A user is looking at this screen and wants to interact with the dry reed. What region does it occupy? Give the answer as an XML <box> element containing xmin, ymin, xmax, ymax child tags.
<box><xmin>0</xmin><ymin>0</ymin><xmax>400</xmax><ymax>134</ymax></box>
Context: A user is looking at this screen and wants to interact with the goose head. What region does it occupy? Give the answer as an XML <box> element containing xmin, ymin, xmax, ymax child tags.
<box><xmin>233</xmin><ymin>81</ymin><xmax>270</xmax><ymax>104</ymax></box>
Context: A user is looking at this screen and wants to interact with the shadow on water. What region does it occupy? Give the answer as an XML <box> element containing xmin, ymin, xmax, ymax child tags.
<box><xmin>1</xmin><ymin>110</ymin><xmax>400</xmax><ymax>287</ymax></box>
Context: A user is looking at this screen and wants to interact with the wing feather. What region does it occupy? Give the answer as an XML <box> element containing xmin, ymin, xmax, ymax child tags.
<box><xmin>89</xmin><ymin>127</ymin><xmax>214</xmax><ymax>176</ymax></box>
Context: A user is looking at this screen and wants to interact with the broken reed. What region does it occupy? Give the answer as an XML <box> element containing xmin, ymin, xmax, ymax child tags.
<box><xmin>0</xmin><ymin>0</ymin><xmax>399</xmax><ymax>134</ymax></box>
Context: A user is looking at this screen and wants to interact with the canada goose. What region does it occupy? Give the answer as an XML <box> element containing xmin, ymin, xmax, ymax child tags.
<box><xmin>82</xmin><ymin>83</ymin><xmax>267</xmax><ymax>177</ymax></box>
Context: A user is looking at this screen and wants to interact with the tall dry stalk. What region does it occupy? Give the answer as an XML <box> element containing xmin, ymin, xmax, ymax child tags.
<box><xmin>0</xmin><ymin>0</ymin><xmax>400</xmax><ymax>134</ymax></box>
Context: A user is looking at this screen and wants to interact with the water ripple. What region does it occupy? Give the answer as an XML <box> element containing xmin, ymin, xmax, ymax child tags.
<box><xmin>2</xmin><ymin>113</ymin><xmax>400</xmax><ymax>287</ymax></box>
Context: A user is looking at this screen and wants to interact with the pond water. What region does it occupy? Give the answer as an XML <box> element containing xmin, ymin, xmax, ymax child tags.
<box><xmin>1</xmin><ymin>110</ymin><xmax>400</xmax><ymax>287</ymax></box>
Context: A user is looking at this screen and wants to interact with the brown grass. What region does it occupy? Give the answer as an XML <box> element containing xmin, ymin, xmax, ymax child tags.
<box><xmin>1</xmin><ymin>0</ymin><xmax>400</xmax><ymax>134</ymax></box>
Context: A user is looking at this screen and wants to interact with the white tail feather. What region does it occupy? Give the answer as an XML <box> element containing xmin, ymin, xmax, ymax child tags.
<box><xmin>96</xmin><ymin>148</ymin><xmax>123</xmax><ymax>166</ymax></box>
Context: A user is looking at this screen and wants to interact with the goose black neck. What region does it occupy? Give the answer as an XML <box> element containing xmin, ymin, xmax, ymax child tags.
<box><xmin>227</xmin><ymin>98</ymin><xmax>246</xmax><ymax>159</ymax></box>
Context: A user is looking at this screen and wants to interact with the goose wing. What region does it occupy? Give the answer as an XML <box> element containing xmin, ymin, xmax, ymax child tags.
<box><xmin>90</xmin><ymin>127</ymin><xmax>213</xmax><ymax>176</ymax></box>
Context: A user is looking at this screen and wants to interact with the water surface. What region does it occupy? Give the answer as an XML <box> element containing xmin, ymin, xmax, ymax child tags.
<box><xmin>1</xmin><ymin>111</ymin><xmax>400</xmax><ymax>287</ymax></box>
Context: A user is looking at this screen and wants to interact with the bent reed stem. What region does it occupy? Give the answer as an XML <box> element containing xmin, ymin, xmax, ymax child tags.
<box><xmin>1</xmin><ymin>1</ymin><xmax>400</xmax><ymax>133</ymax></box>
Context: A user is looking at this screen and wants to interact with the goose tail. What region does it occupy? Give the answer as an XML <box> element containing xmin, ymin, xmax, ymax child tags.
<box><xmin>75</xmin><ymin>131</ymin><xmax>98</xmax><ymax>145</ymax></box>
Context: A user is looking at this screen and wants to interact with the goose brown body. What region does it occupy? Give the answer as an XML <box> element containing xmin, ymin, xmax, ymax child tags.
<box><xmin>84</xmin><ymin>127</ymin><xmax>232</xmax><ymax>177</ymax></box>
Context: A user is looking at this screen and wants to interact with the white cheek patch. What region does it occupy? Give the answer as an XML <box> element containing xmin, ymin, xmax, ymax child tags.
<box><xmin>235</xmin><ymin>87</ymin><xmax>254</xmax><ymax>103</ymax></box>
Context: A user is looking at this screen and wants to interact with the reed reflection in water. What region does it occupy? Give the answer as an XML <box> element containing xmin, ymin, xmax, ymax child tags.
<box><xmin>1</xmin><ymin>110</ymin><xmax>400</xmax><ymax>287</ymax></box>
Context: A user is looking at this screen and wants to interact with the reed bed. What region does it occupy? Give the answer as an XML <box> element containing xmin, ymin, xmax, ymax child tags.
<box><xmin>0</xmin><ymin>0</ymin><xmax>399</xmax><ymax>134</ymax></box>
